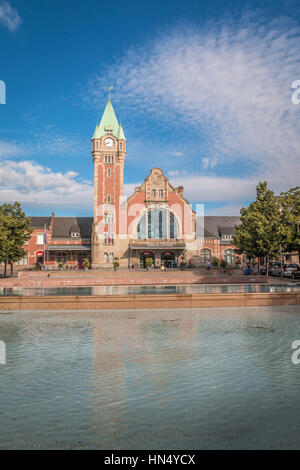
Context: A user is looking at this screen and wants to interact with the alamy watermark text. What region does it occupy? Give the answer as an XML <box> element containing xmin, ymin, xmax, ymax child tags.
<box><xmin>0</xmin><ymin>340</ymin><xmax>6</xmax><ymax>365</ymax></box>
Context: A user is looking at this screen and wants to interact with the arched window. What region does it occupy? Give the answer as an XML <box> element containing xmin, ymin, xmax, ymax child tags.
<box><xmin>200</xmin><ymin>249</ymin><xmax>211</xmax><ymax>262</ymax></box>
<box><xmin>104</xmin><ymin>253</ymin><xmax>108</xmax><ymax>263</ymax></box>
<box><xmin>137</xmin><ymin>210</ymin><xmax>178</xmax><ymax>239</ymax></box>
<box><xmin>223</xmin><ymin>249</ymin><xmax>236</xmax><ymax>265</ymax></box>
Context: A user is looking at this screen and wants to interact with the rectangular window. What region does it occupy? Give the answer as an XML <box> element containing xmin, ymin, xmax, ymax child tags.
<box><xmin>107</xmin><ymin>168</ymin><xmax>111</xmax><ymax>177</ymax></box>
<box><xmin>37</xmin><ymin>234</ymin><xmax>43</xmax><ymax>245</ymax></box>
<box><xmin>159</xmin><ymin>189</ymin><xmax>163</xmax><ymax>198</ymax></box>
<box><xmin>107</xmin><ymin>195</ymin><xmax>111</xmax><ymax>203</ymax></box>
<box><xmin>151</xmin><ymin>189</ymin><xmax>156</xmax><ymax>197</ymax></box>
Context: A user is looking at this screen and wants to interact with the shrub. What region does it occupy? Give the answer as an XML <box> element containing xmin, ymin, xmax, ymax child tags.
<box><xmin>220</xmin><ymin>259</ymin><xmax>228</xmax><ymax>269</ymax></box>
<box><xmin>211</xmin><ymin>257</ymin><xmax>219</xmax><ymax>269</ymax></box>
<box><xmin>83</xmin><ymin>258</ymin><xmax>90</xmax><ymax>269</ymax></box>
<box><xmin>145</xmin><ymin>257</ymin><xmax>153</xmax><ymax>268</ymax></box>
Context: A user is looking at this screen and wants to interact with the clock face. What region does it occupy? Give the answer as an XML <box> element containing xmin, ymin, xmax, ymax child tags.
<box><xmin>104</xmin><ymin>137</ymin><xmax>114</xmax><ymax>147</ymax></box>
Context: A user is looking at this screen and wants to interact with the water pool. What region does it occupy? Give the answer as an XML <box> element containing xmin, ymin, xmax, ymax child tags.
<box><xmin>0</xmin><ymin>283</ymin><xmax>300</xmax><ymax>297</ymax></box>
<box><xmin>0</xmin><ymin>306</ymin><xmax>300</xmax><ymax>449</ymax></box>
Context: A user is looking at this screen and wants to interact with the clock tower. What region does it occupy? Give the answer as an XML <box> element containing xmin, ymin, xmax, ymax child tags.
<box><xmin>91</xmin><ymin>94</ymin><xmax>127</xmax><ymax>268</ymax></box>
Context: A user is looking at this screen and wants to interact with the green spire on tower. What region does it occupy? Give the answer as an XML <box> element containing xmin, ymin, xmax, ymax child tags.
<box><xmin>91</xmin><ymin>87</ymin><xmax>126</xmax><ymax>140</ymax></box>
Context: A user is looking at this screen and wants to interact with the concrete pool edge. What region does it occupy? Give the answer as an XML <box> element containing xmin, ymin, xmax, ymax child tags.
<box><xmin>0</xmin><ymin>291</ymin><xmax>300</xmax><ymax>311</ymax></box>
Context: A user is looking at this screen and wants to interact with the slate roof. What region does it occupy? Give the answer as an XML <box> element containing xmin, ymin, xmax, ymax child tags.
<box><xmin>52</xmin><ymin>217</ymin><xmax>93</xmax><ymax>239</ymax></box>
<box><xmin>196</xmin><ymin>216</ymin><xmax>240</xmax><ymax>238</ymax></box>
<box><xmin>29</xmin><ymin>217</ymin><xmax>51</xmax><ymax>229</ymax></box>
<box><xmin>219</xmin><ymin>226</ymin><xmax>236</xmax><ymax>236</ymax></box>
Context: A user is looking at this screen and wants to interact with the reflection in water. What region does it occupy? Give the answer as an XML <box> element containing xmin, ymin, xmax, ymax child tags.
<box><xmin>1</xmin><ymin>306</ymin><xmax>300</xmax><ymax>449</ymax></box>
<box><xmin>0</xmin><ymin>283</ymin><xmax>299</xmax><ymax>297</ymax></box>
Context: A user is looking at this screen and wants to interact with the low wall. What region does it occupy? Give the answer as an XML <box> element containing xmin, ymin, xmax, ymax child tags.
<box><xmin>0</xmin><ymin>291</ymin><xmax>299</xmax><ymax>311</ymax></box>
<box><xmin>0</xmin><ymin>272</ymin><xmax>268</xmax><ymax>288</ymax></box>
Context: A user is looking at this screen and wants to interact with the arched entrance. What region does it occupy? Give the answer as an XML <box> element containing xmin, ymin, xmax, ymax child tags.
<box><xmin>77</xmin><ymin>251</ymin><xmax>89</xmax><ymax>269</ymax></box>
<box><xmin>140</xmin><ymin>251</ymin><xmax>155</xmax><ymax>268</ymax></box>
<box><xmin>161</xmin><ymin>251</ymin><xmax>176</xmax><ymax>268</ymax></box>
<box><xmin>36</xmin><ymin>250</ymin><xmax>44</xmax><ymax>267</ymax></box>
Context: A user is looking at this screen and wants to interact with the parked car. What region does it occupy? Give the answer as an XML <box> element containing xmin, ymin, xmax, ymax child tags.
<box><xmin>270</xmin><ymin>262</ymin><xmax>283</xmax><ymax>276</ymax></box>
<box><xmin>260</xmin><ymin>261</ymin><xmax>281</xmax><ymax>276</ymax></box>
<box><xmin>291</xmin><ymin>267</ymin><xmax>300</xmax><ymax>280</ymax></box>
<box><xmin>281</xmin><ymin>263</ymin><xmax>300</xmax><ymax>278</ymax></box>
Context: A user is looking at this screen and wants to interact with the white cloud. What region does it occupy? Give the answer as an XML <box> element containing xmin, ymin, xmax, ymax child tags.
<box><xmin>87</xmin><ymin>10</ymin><xmax>300</xmax><ymax>191</ymax></box>
<box><xmin>0</xmin><ymin>160</ymin><xmax>93</xmax><ymax>209</ymax></box>
<box><xmin>168</xmin><ymin>174</ymin><xmax>257</xmax><ymax>203</ymax></box>
<box><xmin>0</xmin><ymin>140</ymin><xmax>26</xmax><ymax>158</ymax></box>
<box><xmin>0</xmin><ymin>1</ymin><xmax>22</xmax><ymax>32</ymax></box>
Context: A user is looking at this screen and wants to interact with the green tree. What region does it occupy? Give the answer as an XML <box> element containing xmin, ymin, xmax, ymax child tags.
<box><xmin>0</xmin><ymin>202</ymin><xmax>33</xmax><ymax>277</ymax></box>
<box><xmin>233</xmin><ymin>182</ymin><xmax>288</xmax><ymax>276</ymax></box>
<box><xmin>280</xmin><ymin>187</ymin><xmax>300</xmax><ymax>261</ymax></box>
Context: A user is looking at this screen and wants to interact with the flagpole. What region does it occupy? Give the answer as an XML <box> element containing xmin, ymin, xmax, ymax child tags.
<box><xmin>44</xmin><ymin>223</ymin><xmax>46</xmax><ymax>270</ymax></box>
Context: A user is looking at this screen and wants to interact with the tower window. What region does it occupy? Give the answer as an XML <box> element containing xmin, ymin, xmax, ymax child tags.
<box><xmin>104</xmin><ymin>213</ymin><xmax>114</xmax><ymax>224</ymax></box>
<box><xmin>107</xmin><ymin>195</ymin><xmax>111</xmax><ymax>203</ymax></box>
<box><xmin>107</xmin><ymin>168</ymin><xmax>111</xmax><ymax>177</ymax></box>
<box><xmin>104</xmin><ymin>155</ymin><xmax>114</xmax><ymax>164</ymax></box>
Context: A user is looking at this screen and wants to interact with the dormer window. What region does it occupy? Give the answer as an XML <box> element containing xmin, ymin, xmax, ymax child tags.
<box><xmin>222</xmin><ymin>234</ymin><xmax>232</xmax><ymax>240</ymax></box>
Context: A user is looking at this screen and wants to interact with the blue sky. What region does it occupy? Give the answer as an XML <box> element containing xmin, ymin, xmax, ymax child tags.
<box><xmin>0</xmin><ymin>0</ymin><xmax>299</xmax><ymax>216</ymax></box>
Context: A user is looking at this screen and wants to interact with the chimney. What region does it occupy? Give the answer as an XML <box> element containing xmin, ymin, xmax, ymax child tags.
<box><xmin>49</xmin><ymin>212</ymin><xmax>55</xmax><ymax>235</ymax></box>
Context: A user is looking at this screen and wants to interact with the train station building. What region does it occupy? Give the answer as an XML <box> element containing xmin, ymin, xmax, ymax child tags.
<box><xmin>24</xmin><ymin>97</ymin><xmax>242</xmax><ymax>269</ymax></box>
